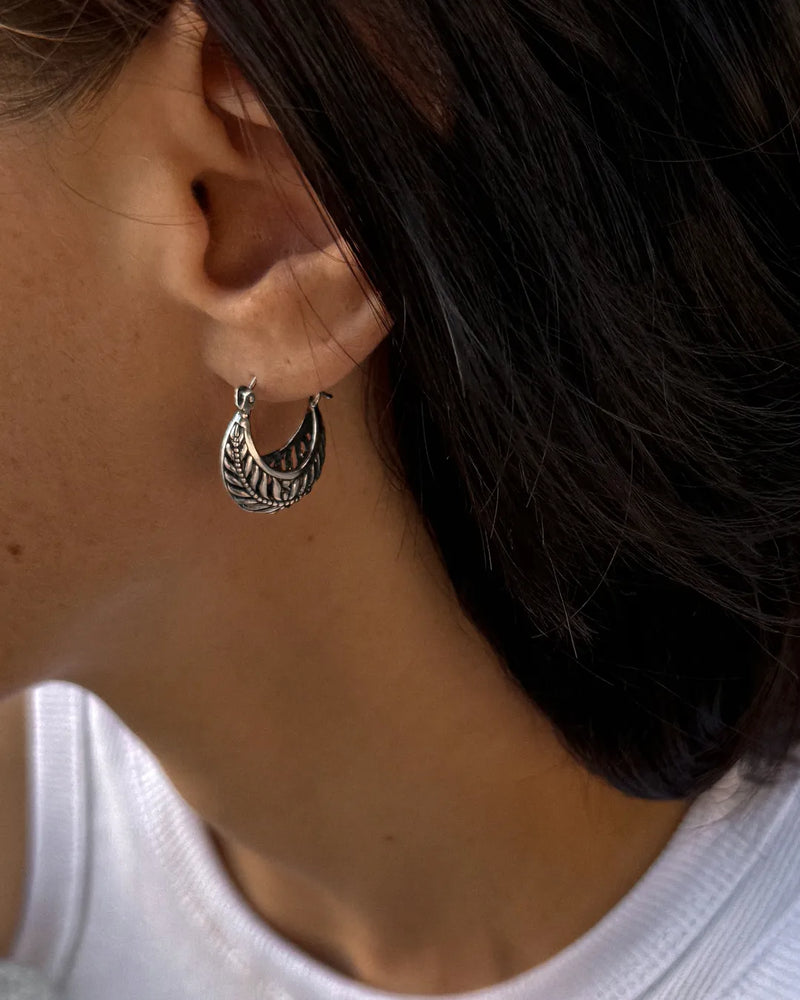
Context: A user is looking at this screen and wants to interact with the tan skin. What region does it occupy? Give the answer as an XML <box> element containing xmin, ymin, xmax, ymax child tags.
<box><xmin>0</xmin><ymin>2</ymin><xmax>694</xmax><ymax>993</ymax></box>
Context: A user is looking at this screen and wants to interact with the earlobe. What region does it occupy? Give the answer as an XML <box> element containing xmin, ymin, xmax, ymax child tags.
<box><xmin>196</xmin><ymin>240</ymin><xmax>390</xmax><ymax>406</ymax></box>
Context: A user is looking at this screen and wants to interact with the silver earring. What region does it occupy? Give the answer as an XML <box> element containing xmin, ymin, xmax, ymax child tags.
<box><xmin>220</xmin><ymin>377</ymin><xmax>333</xmax><ymax>513</ymax></box>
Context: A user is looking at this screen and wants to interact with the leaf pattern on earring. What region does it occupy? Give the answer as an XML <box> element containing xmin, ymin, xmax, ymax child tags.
<box><xmin>220</xmin><ymin>397</ymin><xmax>327</xmax><ymax>513</ymax></box>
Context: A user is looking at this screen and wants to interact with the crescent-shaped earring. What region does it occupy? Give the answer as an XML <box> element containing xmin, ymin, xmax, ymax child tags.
<box><xmin>220</xmin><ymin>377</ymin><xmax>333</xmax><ymax>513</ymax></box>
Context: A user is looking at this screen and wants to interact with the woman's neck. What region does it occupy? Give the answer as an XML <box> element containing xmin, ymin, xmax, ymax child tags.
<box><xmin>76</xmin><ymin>522</ymin><xmax>690</xmax><ymax>992</ymax></box>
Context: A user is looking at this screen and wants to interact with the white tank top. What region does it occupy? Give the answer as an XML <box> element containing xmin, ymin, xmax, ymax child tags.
<box><xmin>7</xmin><ymin>680</ymin><xmax>800</xmax><ymax>999</ymax></box>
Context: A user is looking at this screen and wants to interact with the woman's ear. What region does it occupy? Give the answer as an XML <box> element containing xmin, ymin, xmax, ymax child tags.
<box><xmin>183</xmin><ymin>2</ymin><xmax>391</xmax><ymax>402</ymax></box>
<box><xmin>80</xmin><ymin>0</ymin><xmax>391</xmax><ymax>405</ymax></box>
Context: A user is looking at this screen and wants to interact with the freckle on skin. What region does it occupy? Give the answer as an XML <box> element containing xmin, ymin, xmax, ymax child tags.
<box><xmin>306</xmin><ymin>534</ymin><xmax>314</xmax><ymax>543</ymax></box>
<box><xmin>6</xmin><ymin>543</ymin><xmax>23</xmax><ymax>560</ymax></box>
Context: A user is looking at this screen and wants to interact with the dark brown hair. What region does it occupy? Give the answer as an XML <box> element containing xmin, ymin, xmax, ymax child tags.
<box><xmin>4</xmin><ymin>0</ymin><xmax>800</xmax><ymax>799</ymax></box>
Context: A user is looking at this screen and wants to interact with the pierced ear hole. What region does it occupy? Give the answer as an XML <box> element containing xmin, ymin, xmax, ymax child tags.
<box><xmin>191</xmin><ymin>180</ymin><xmax>210</xmax><ymax>214</ymax></box>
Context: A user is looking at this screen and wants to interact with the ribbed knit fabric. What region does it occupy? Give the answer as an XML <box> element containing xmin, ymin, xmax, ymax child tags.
<box><xmin>0</xmin><ymin>962</ymin><xmax>61</xmax><ymax>1000</ymax></box>
<box><xmin>8</xmin><ymin>680</ymin><xmax>800</xmax><ymax>999</ymax></box>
